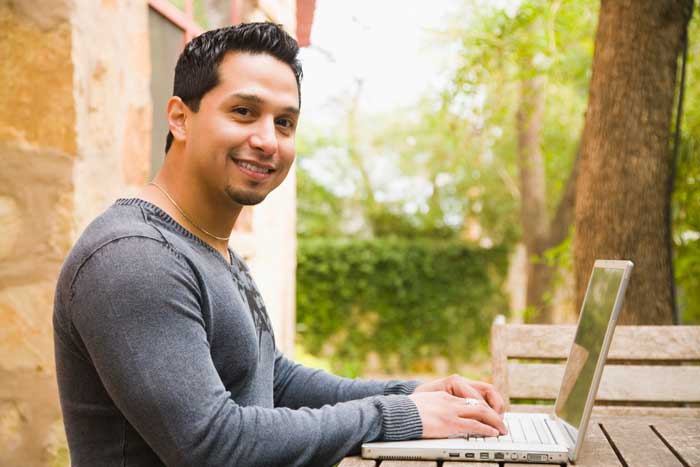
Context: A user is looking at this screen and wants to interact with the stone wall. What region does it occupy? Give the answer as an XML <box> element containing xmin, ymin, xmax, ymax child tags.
<box><xmin>1</xmin><ymin>1</ymin><xmax>76</xmax><ymax>465</ymax></box>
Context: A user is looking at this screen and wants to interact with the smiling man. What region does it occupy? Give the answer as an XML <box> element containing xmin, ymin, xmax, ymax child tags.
<box><xmin>53</xmin><ymin>23</ymin><xmax>506</xmax><ymax>467</ymax></box>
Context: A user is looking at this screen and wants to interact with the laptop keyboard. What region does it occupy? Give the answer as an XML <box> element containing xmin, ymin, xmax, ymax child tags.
<box><xmin>467</xmin><ymin>415</ymin><xmax>556</xmax><ymax>445</ymax></box>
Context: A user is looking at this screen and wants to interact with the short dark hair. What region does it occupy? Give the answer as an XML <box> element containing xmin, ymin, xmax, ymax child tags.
<box><xmin>164</xmin><ymin>22</ymin><xmax>303</xmax><ymax>153</ymax></box>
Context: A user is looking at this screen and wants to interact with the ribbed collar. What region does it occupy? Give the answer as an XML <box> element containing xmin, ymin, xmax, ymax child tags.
<box><xmin>115</xmin><ymin>198</ymin><xmax>235</xmax><ymax>267</ymax></box>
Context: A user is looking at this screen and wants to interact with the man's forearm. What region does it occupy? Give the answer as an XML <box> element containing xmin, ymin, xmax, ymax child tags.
<box><xmin>273</xmin><ymin>351</ymin><xmax>420</xmax><ymax>409</ymax></box>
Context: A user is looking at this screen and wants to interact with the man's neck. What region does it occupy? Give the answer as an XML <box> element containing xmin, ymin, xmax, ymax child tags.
<box><xmin>138</xmin><ymin>169</ymin><xmax>240</xmax><ymax>263</ymax></box>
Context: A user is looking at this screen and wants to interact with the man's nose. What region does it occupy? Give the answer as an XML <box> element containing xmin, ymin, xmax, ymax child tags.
<box><xmin>249</xmin><ymin>117</ymin><xmax>277</xmax><ymax>156</ymax></box>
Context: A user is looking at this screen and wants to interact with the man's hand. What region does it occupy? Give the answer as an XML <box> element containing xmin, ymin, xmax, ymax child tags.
<box><xmin>409</xmin><ymin>374</ymin><xmax>508</xmax><ymax>439</ymax></box>
<box><xmin>413</xmin><ymin>374</ymin><xmax>506</xmax><ymax>415</ymax></box>
<box><xmin>408</xmin><ymin>391</ymin><xmax>508</xmax><ymax>439</ymax></box>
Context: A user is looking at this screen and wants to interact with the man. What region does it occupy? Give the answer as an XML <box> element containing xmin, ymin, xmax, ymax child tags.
<box><xmin>54</xmin><ymin>23</ymin><xmax>507</xmax><ymax>466</ymax></box>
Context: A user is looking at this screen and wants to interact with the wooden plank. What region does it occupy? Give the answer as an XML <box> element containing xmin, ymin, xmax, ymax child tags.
<box><xmin>502</xmin><ymin>325</ymin><xmax>575</xmax><ymax>359</ymax></box>
<box><xmin>378</xmin><ymin>461</ymin><xmax>437</xmax><ymax>467</ymax></box>
<box><xmin>500</xmin><ymin>325</ymin><xmax>700</xmax><ymax>360</ymax></box>
<box><xmin>508</xmin><ymin>363</ymin><xmax>700</xmax><ymax>402</ymax></box>
<box><xmin>573</xmin><ymin>419</ymin><xmax>624</xmax><ymax>467</ymax></box>
<box><xmin>598</xmin><ymin>416</ymin><xmax>685</xmax><ymax>467</ymax></box>
<box><xmin>491</xmin><ymin>323</ymin><xmax>509</xmax><ymax>402</ymax></box>
<box><xmin>606</xmin><ymin>326</ymin><xmax>700</xmax><ymax>360</ymax></box>
<box><xmin>338</xmin><ymin>457</ymin><xmax>376</xmax><ymax>467</ymax></box>
<box><xmin>649</xmin><ymin>418</ymin><xmax>700</xmax><ymax>467</ymax></box>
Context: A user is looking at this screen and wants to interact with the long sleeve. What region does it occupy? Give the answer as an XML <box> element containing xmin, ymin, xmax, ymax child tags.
<box><xmin>273</xmin><ymin>352</ymin><xmax>421</xmax><ymax>409</ymax></box>
<box><xmin>60</xmin><ymin>237</ymin><xmax>421</xmax><ymax>467</ymax></box>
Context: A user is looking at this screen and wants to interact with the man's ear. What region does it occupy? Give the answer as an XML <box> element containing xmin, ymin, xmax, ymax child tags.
<box><xmin>167</xmin><ymin>96</ymin><xmax>188</xmax><ymax>143</ymax></box>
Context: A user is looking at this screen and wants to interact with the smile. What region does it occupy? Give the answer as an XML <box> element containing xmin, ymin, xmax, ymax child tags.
<box><xmin>233</xmin><ymin>159</ymin><xmax>275</xmax><ymax>179</ymax></box>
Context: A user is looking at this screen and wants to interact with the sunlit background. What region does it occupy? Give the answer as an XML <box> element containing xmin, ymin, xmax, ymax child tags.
<box><xmin>292</xmin><ymin>0</ymin><xmax>700</xmax><ymax>379</ymax></box>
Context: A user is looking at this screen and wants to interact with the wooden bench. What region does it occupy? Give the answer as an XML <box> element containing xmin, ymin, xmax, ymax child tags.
<box><xmin>490</xmin><ymin>321</ymin><xmax>700</xmax><ymax>416</ymax></box>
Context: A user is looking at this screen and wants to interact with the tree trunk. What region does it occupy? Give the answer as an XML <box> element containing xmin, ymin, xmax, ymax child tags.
<box><xmin>574</xmin><ymin>0</ymin><xmax>693</xmax><ymax>324</ymax></box>
<box><xmin>517</xmin><ymin>74</ymin><xmax>554</xmax><ymax>322</ymax></box>
<box><xmin>517</xmin><ymin>74</ymin><xmax>582</xmax><ymax>323</ymax></box>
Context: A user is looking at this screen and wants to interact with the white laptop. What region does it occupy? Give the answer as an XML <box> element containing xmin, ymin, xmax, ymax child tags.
<box><xmin>362</xmin><ymin>259</ymin><xmax>634</xmax><ymax>464</ymax></box>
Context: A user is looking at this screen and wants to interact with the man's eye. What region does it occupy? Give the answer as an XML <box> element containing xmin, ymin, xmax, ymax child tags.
<box><xmin>233</xmin><ymin>107</ymin><xmax>251</xmax><ymax>116</ymax></box>
<box><xmin>276</xmin><ymin>118</ymin><xmax>294</xmax><ymax>129</ymax></box>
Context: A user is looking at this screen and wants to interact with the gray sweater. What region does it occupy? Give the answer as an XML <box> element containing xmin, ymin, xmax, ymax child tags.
<box><xmin>53</xmin><ymin>198</ymin><xmax>422</xmax><ymax>467</ymax></box>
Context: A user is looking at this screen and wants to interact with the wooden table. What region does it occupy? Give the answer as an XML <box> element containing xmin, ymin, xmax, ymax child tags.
<box><xmin>339</xmin><ymin>415</ymin><xmax>700</xmax><ymax>467</ymax></box>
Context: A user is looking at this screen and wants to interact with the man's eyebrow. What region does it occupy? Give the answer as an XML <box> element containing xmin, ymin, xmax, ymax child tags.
<box><xmin>228</xmin><ymin>92</ymin><xmax>299</xmax><ymax>116</ymax></box>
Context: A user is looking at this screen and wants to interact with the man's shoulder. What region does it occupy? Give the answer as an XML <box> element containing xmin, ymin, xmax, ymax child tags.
<box><xmin>55</xmin><ymin>200</ymin><xmax>178</xmax><ymax>308</ymax></box>
<box><xmin>60</xmin><ymin>201</ymin><xmax>170</xmax><ymax>280</ymax></box>
<box><xmin>74</xmin><ymin>200</ymin><xmax>162</xmax><ymax>253</ymax></box>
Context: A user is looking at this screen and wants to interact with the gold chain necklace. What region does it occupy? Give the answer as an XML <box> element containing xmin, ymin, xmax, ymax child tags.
<box><xmin>148</xmin><ymin>182</ymin><xmax>231</xmax><ymax>242</ymax></box>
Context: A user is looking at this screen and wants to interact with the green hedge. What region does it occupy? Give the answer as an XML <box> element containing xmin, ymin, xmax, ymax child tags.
<box><xmin>296</xmin><ymin>238</ymin><xmax>509</xmax><ymax>376</ymax></box>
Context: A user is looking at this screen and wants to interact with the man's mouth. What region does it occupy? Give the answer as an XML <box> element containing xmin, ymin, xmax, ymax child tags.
<box><xmin>237</xmin><ymin>160</ymin><xmax>271</xmax><ymax>174</ymax></box>
<box><xmin>232</xmin><ymin>159</ymin><xmax>275</xmax><ymax>179</ymax></box>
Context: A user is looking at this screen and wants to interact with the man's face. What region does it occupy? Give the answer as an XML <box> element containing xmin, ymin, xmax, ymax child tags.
<box><xmin>184</xmin><ymin>52</ymin><xmax>299</xmax><ymax>207</ymax></box>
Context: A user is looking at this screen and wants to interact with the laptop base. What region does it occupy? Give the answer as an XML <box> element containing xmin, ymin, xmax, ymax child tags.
<box><xmin>362</xmin><ymin>442</ymin><xmax>568</xmax><ymax>464</ymax></box>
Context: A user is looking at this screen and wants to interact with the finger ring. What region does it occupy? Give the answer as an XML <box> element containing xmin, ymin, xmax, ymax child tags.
<box><xmin>465</xmin><ymin>398</ymin><xmax>481</xmax><ymax>406</ymax></box>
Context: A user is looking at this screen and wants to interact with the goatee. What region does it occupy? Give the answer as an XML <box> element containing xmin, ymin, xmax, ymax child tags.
<box><xmin>225</xmin><ymin>186</ymin><xmax>266</xmax><ymax>206</ymax></box>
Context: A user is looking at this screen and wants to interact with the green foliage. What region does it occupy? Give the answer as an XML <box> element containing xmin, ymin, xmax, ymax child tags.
<box><xmin>537</xmin><ymin>229</ymin><xmax>574</xmax><ymax>311</ymax></box>
<box><xmin>296</xmin><ymin>238</ymin><xmax>509</xmax><ymax>376</ymax></box>
<box><xmin>673</xmin><ymin>142</ymin><xmax>700</xmax><ymax>324</ymax></box>
<box><xmin>449</xmin><ymin>0</ymin><xmax>598</xmax><ymax>215</ymax></box>
<box><xmin>369</xmin><ymin>96</ymin><xmax>521</xmax><ymax>245</ymax></box>
<box><xmin>367</xmin><ymin>206</ymin><xmax>459</xmax><ymax>239</ymax></box>
<box><xmin>672</xmin><ymin>11</ymin><xmax>700</xmax><ymax>324</ymax></box>
<box><xmin>296</xmin><ymin>166</ymin><xmax>346</xmax><ymax>237</ymax></box>
<box><xmin>296</xmin><ymin>1</ymin><xmax>599</xmax><ymax>250</ymax></box>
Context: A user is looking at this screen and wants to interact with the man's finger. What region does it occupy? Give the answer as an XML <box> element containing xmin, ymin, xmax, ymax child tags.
<box><xmin>447</xmin><ymin>377</ymin><xmax>486</xmax><ymax>401</ymax></box>
<box><xmin>452</xmin><ymin>418</ymin><xmax>500</xmax><ymax>438</ymax></box>
<box><xmin>468</xmin><ymin>381</ymin><xmax>506</xmax><ymax>414</ymax></box>
<box><xmin>455</xmin><ymin>401</ymin><xmax>508</xmax><ymax>435</ymax></box>
<box><xmin>484</xmin><ymin>389</ymin><xmax>506</xmax><ymax>415</ymax></box>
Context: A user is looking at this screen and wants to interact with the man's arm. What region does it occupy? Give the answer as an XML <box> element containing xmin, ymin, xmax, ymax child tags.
<box><xmin>273</xmin><ymin>352</ymin><xmax>420</xmax><ymax>409</ymax></box>
<box><xmin>64</xmin><ymin>237</ymin><xmax>422</xmax><ymax>467</ymax></box>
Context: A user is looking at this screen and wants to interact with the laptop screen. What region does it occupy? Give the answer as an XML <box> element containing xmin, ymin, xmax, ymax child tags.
<box><xmin>553</xmin><ymin>265</ymin><xmax>626</xmax><ymax>429</ymax></box>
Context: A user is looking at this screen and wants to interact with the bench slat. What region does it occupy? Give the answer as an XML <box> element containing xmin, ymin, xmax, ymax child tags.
<box><xmin>499</xmin><ymin>325</ymin><xmax>700</xmax><ymax>360</ymax></box>
<box><xmin>508</xmin><ymin>362</ymin><xmax>700</xmax><ymax>402</ymax></box>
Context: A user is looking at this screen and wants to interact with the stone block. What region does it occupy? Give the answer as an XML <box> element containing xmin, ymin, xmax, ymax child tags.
<box><xmin>1</xmin><ymin>0</ymin><xmax>71</xmax><ymax>32</ymax></box>
<box><xmin>45</xmin><ymin>419</ymin><xmax>69</xmax><ymax>467</ymax></box>
<box><xmin>122</xmin><ymin>104</ymin><xmax>152</xmax><ymax>185</ymax></box>
<box><xmin>0</xmin><ymin>196</ymin><xmax>21</xmax><ymax>260</ymax></box>
<box><xmin>0</xmin><ymin>141</ymin><xmax>74</xmax><ymax>287</ymax></box>
<box><xmin>0</xmin><ymin>401</ymin><xmax>23</xmax><ymax>455</ymax></box>
<box><xmin>0</xmin><ymin>281</ymin><xmax>56</xmax><ymax>372</ymax></box>
<box><xmin>0</xmin><ymin>368</ymin><xmax>63</xmax><ymax>467</ymax></box>
<box><xmin>71</xmin><ymin>0</ymin><xmax>152</xmax><ymax>229</ymax></box>
<box><xmin>0</xmin><ymin>4</ymin><xmax>76</xmax><ymax>155</ymax></box>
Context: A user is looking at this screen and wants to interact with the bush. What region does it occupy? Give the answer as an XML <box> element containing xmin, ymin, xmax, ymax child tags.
<box><xmin>296</xmin><ymin>238</ymin><xmax>509</xmax><ymax>376</ymax></box>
